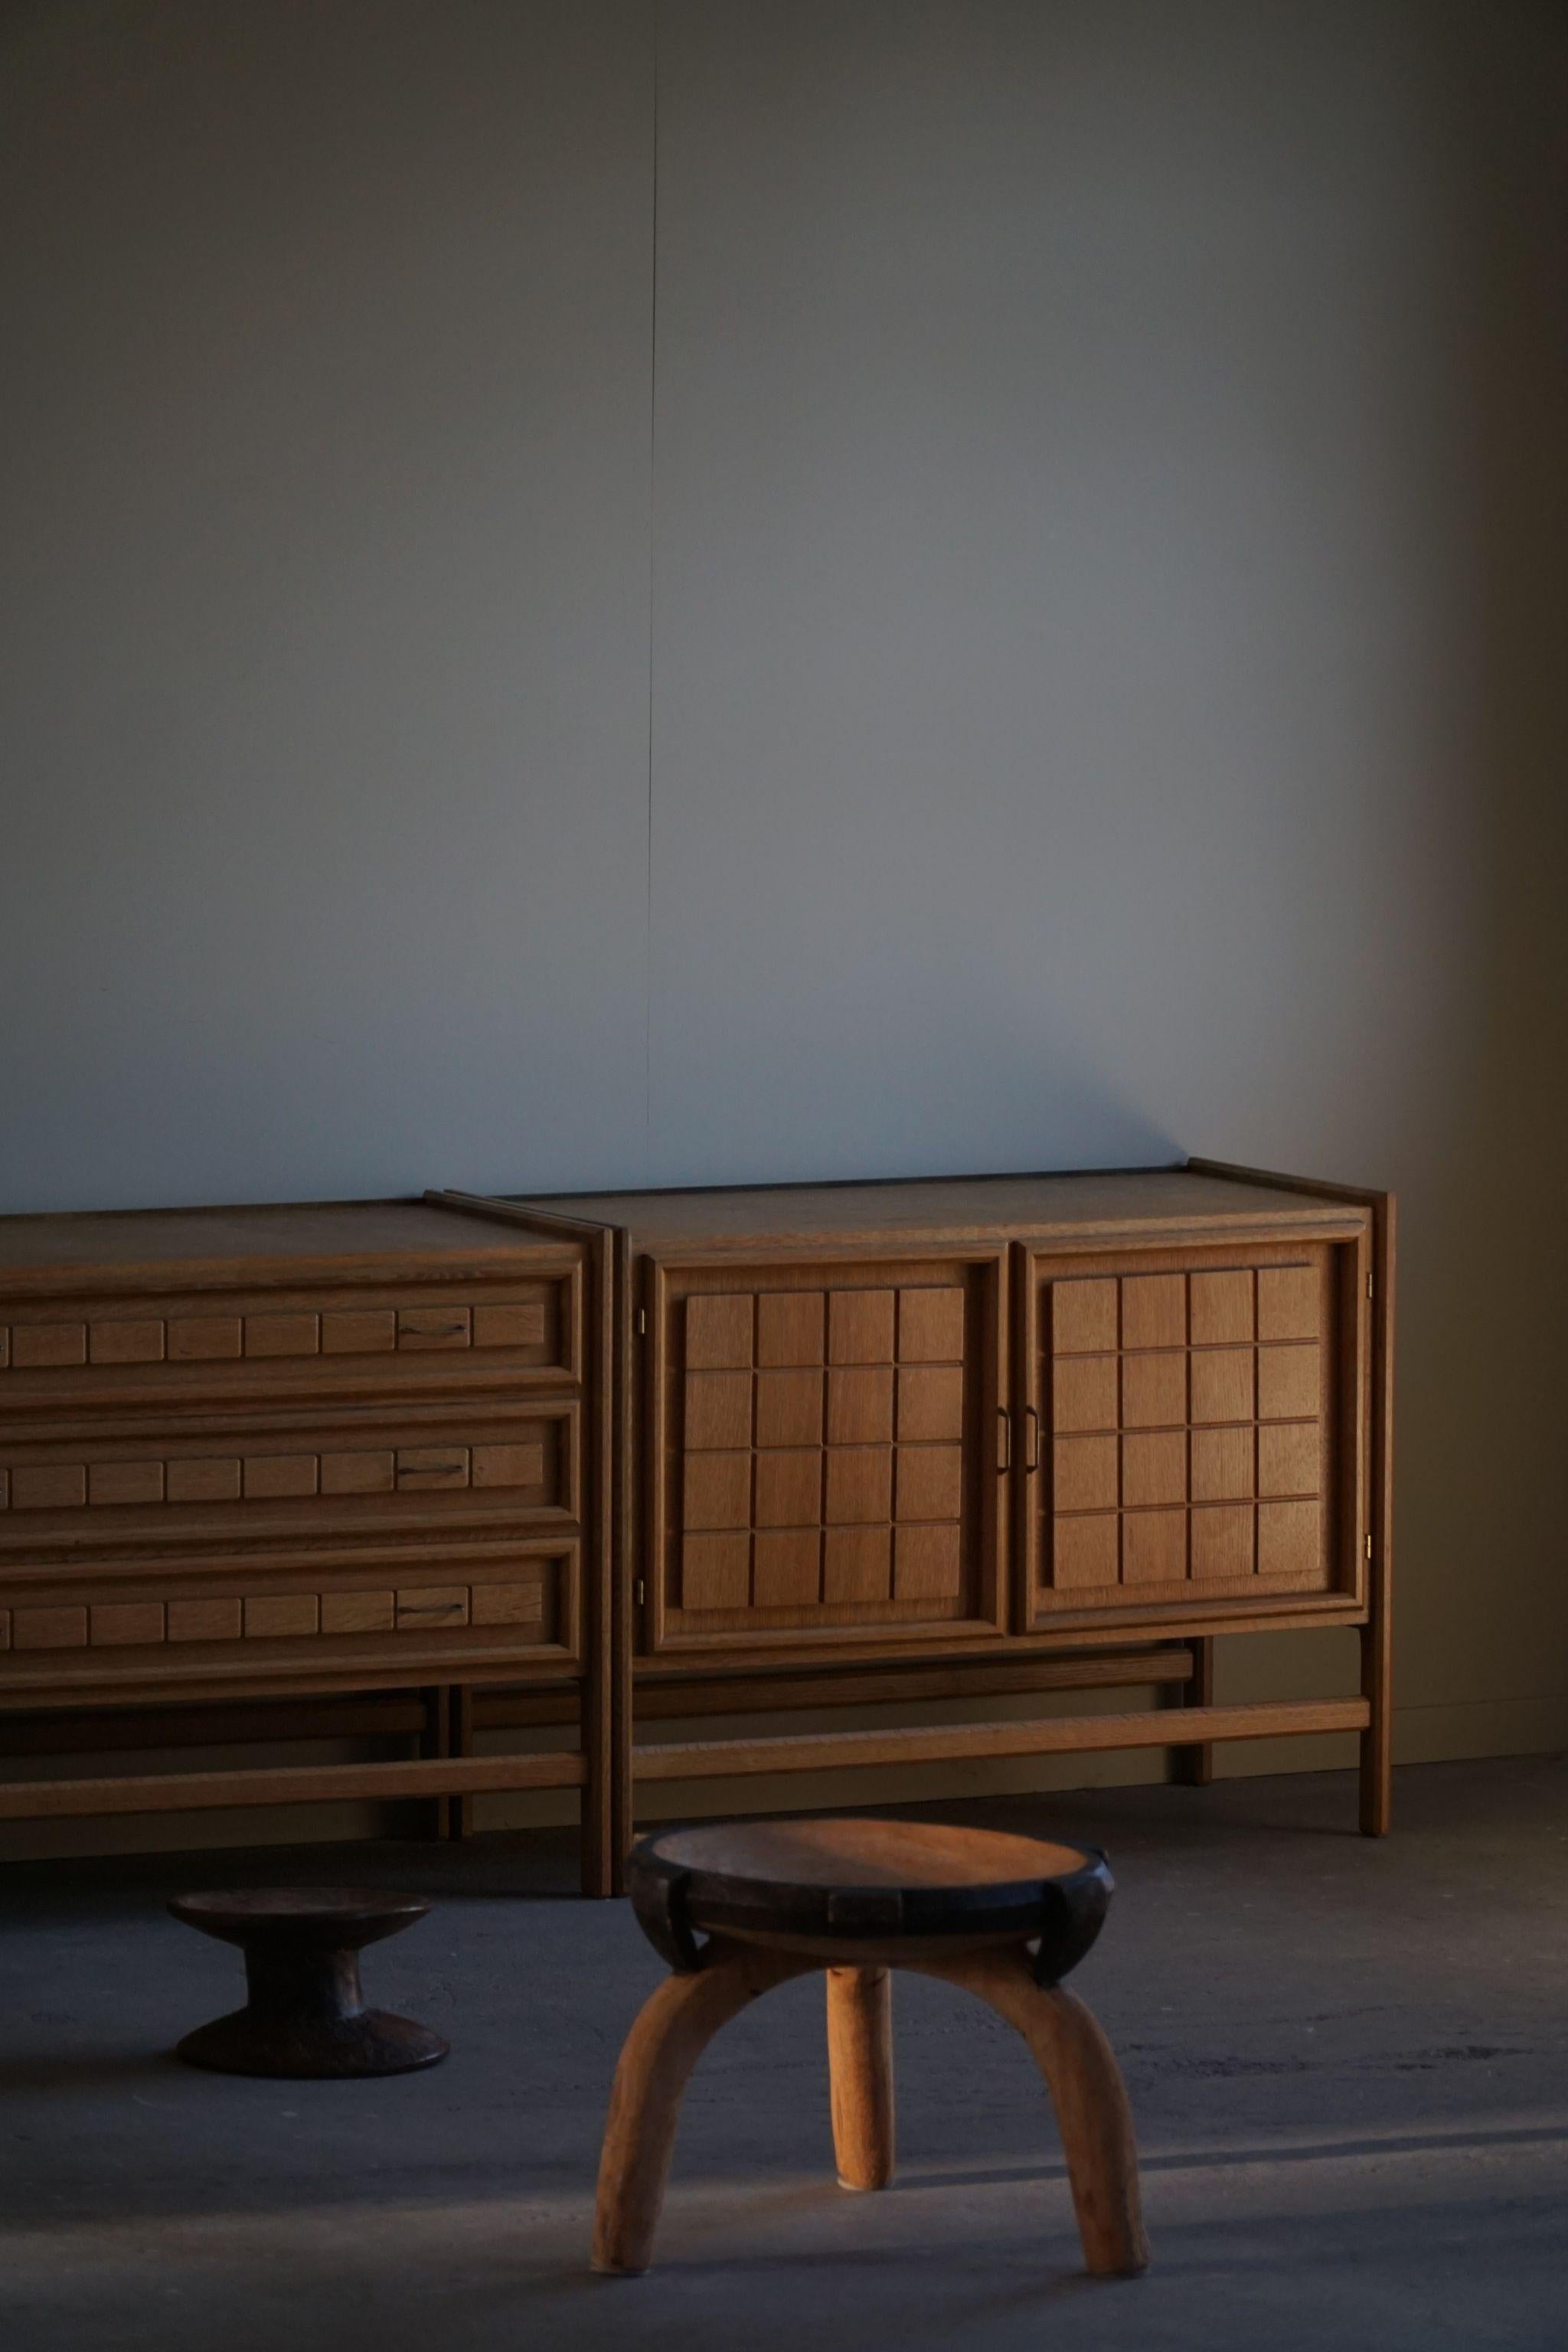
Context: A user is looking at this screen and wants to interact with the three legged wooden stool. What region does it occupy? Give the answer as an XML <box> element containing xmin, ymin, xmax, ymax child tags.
<box><xmin>593</xmin><ymin>1818</ymin><xmax>1148</xmax><ymax>2278</ymax></box>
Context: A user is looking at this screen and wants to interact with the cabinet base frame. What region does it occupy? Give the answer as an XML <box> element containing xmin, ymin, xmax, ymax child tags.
<box><xmin>632</xmin><ymin>1695</ymin><xmax>1370</xmax><ymax>1784</ymax></box>
<box><xmin>0</xmin><ymin>1744</ymin><xmax>586</xmax><ymax>1824</ymax></box>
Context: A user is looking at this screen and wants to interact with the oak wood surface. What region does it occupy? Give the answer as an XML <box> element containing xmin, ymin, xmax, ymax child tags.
<box><xmin>593</xmin><ymin>1940</ymin><xmax>818</xmax><ymax>2273</ymax></box>
<box><xmin>0</xmin><ymin>1190</ymin><xmax>607</xmax><ymax>1880</ymax></box>
<box><xmin>591</xmin><ymin>1934</ymin><xmax>1146</xmax><ymax>2278</ymax></box>
<box><xmin>647</xmin><ymin>1250</ymin><xmax>1006</xmax><ymax>1657</ymax></box>
<box><xmin>905</xmin><ymin>1949</ymin><xmax>1148</xmax><ymax>2275</ymax></box>
<box><xmin>0</xmin><ymin>1643</ymin><xmax>1194</xmax><ymax>1755</ymax></box>
<box><xmin>0</xmin><ymin>1739</ymin><xmax>586</xmax><ymax>1820</ymax></box>
<box><xmin>650</xmin><ymin>1815</ymin><xmax>1090</xmax><ymax>1888</ymax></box>
<box><xmin>1</xmin><ymin>1165</ymin><xmax>1390</xmax><ymax>1864</ymax></box>
<box><xmin>0</xmin><ymin>1199</ymin><xmax>541</xmax><ymax>1287</ymax></box>
<box><xmin>1186</xmin><ymin>1157</ymin><xmax>1394</xmax><ymax>1834</ymax></box>
<box><xmin>634</xmin><ymin>1696</ymin><xmax>1369</xmax><ymax>1781</ymax></box>
<box><xmin>1170</xmin><ymin>1635</ymin><xmax>1215</xmax><ymax>1785</ymax></box>
<box><xmin>514</xmin><ymin>1165</ymin><xmax>1357</xmax><ymax>1248</ymax></box>
<box><xmin>827</xmin><ymin>1965</ymin><xmax>895</xmax><ymax>2189</ymax></box>
<box><xmin>427</xmin><ymin>1190</ymin><xmax>617</xmax><ymax>1890</ymax></box>
<box><xmin>498</xmin><ymin>1158</ymin><xmax>1385</xmax><ymax>1852</ymax></box>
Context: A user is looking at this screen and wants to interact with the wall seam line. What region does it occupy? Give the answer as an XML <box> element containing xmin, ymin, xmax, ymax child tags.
<box><xmin>644</xmin><ymin>0</ymin><xmax>660</xmax><ymax>1184</ymax></box>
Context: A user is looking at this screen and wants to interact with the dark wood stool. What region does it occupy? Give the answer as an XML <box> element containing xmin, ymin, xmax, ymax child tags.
<box><xmin>593</xmin><ymin>1818</ymin><xmax>1148</xmax><ymax>2278</ymax></box>
<box><xmin>168</xmin><ymin>1888</ymin><xmax>449</xmax><ymax>2078</ymax></box>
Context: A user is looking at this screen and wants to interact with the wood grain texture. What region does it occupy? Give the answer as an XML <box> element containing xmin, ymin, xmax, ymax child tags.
<box><xmin>1032</xmin><ymin>1240</ymin><xmax>1343</xmax><ymax>1624</ymax></box>
<box><xmin>649</xmin><ymin>1252</ymin><xmax>1005</xmax><ymax>1653</ymax></box>
<box><xmin>826</xmin><ymin>1965</ymin><xmax>896</xmax><ymax>2190</ymax></box>
<box><xmin>0</xmin><ymin>1191</ymin><xmax>599</xmax><ymax>1877</ymax></box>
<box><xmin>634</xmin><ymin>1697</ymin><xmax>1369</xmax><ymax>1780</ymax></box>
<box><xmin>1168</xmin><ymin>1634</ymin><xmax>1215</xmax><ymax>1786</ymax></box>
<box><xmin>1185</xmin><ymin>1158</ymin><xmax>1393</xmax><ymax>1834</ymax></box>
<box><xmin>593</xmin><ymin>1942</ymin><xmax>818</xmax><ymax>2274</ymax></box>
<box><xmin>0</xmin><ymin>1167</ymin><xmax>1389</xmax><ymax>1868</ymax></box>
<box><xmin>424</xmin><ymin>1188</ymin><xmax>621</xmax><ymax>1895</ymax></box>
<box><xmin>592</xmin><ymin>1927</ymin><xmax>1144</xmax><ymax>2278</ymax></box>
<box><xmin>0</xmin><ymin>1744</ymin><xmax>586</xmax><ymax>1821</ymax></box>
<box><xmin>513</xmin><ymin>1166</ymin><xmax>1359</xmax><ymax>1249</ymax></box>
<box><xmin>0</xmin><ymin>1199</ymin><xmax>547</xmax><ymax>1284</ymax></box>
<box><xmin>901</xmin><ymin>1949</ymin><xmax>1148</xmax><ymax>2275</ymax></box>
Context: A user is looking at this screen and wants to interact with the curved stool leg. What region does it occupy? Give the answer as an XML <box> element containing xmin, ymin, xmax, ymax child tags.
<box><xmin>593</xmin><ymin>1942</ymin><xmax>817</xmax><ymax>2275</ymax></box>
<box><xmin>912</xmin><ymin>1947</ymin><xmax>1150</xmax><ymax>2278</ymax></box>
<box><xmin>826</xmin><ymin>1966</ymin><xmax>895</xmax><ymax>2190</ymax></box>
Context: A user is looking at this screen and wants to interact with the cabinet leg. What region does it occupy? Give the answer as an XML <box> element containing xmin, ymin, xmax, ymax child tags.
<box><xmin>446</xmin><ymin>1685</ymin><xmax>473</xmax><ymax>1842</ymax></box>
<box><xmin>420</xmin><ymin>1686</ymin><xmax>472</xmax><ymax>1842</ymax></box>
<box><xmin>419</xmin><ymin>1687</ymin><xmax>447</xmax><ymax>1840</ymax></box>
<box><xmin>1360</xmin><ymin>1618</ymin><xmax>1392</xmax><ymax>1836</ymax></box>
<box><xmin>1169</xmin><ymin>1638</ymin><xmax>1214</xmax><ymax>1787</ymax></box>
<box><xmin>826</xmin><ymin>1966</ymin><xmax>896</xmax><ymax>2190</ymax></box>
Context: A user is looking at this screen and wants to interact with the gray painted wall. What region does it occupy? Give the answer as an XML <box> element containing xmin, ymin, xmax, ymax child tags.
<box><xmin>2</xmin><ymin>0</ymin><xmax>1563</xmax><ymax>1807</ymax></box>
<box><xmin>1</xmin><ymin>1</ymin><xmax>654</xmax><ymax>1204</ymax></box>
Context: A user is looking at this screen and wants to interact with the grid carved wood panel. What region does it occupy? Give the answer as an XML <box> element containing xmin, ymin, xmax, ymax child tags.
<box><xmin>0</xmin><ymin>1276</ymin><xmax>581</xmax><ymax>1415</ymax></box>
<box><xmin>1037</xmin><ymin>1261</ymin><xmax>1332</xmax><ymax>1612</ymax></box>
<box><xmin>0</xmin><ymin>1543</ymin><xmax>575</xmax><ymax>1680</ymax></box>
<box><xmin>0</xmin><ymin>1406</ymin><xmax>577</xmax><ymax>1560</ymax></box>
<box><xmin>0</xmin><ymin>1297</ymin><xmax>557</xmax><ymax>1369</ymax></box>
<box><xmin>671</xmin><ymin>1277</ymin><xmax>980</xmax><ymax>1631</ymax></box>
<box><xmin>0</xmin><ymin>1439</ymin><xmax>547</xmax><ymax>1513</ymax></box>
<box><xmin>0</xmin><ymin>1576</ymin><xmax>551</xmax><ymax>1653</ymax></box>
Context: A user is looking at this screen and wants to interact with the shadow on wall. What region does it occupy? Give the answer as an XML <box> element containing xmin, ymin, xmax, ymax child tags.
<box><xmin>1393</xmin><ymin>6</ymin><xmax>1568</xmax><ymax>1737</ymax></box>
<box><xmin>642</xmin><ymin>984</ymin><xmax>1181</xmax><ymax>1192</ymax></box>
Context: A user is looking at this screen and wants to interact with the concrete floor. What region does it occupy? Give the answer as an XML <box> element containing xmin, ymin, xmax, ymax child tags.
<box><xmin>3</xmin><ymin>1756</ymin><xmax>1566</xmax><ymax>2352</ymax></box>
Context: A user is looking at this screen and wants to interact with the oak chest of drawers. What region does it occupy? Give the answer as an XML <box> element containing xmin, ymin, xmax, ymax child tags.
<box><xmin>1</xmin><ymin>1161</ymin><xmax>1392</xmax><ymax>1896</ymax></box>
<box><xmin>0</xmin><ymin>1197</ymin><xmax>615</xmax><ymax>1890</ymax></box>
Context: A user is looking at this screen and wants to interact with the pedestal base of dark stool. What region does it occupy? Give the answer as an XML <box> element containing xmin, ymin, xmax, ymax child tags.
<box><xmin>175</xmin><ymin>2005</ymin><xmax>448</xmax><ymax>2079</ymax></box>
<box><xmin>169</xmin><ymin>1887</ymin><xmax>449</xmax><ymax>2081</ymax></box>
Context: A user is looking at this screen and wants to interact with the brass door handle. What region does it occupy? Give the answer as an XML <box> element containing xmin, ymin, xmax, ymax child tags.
<box><xmin>1024</xmin><ymin>1405</ymin><xmax>1040</xmax><ymax>1472</ymax></box>
<box><xmin>996</xmin><ymin>1407</ymin><xmax>1011</xmax><ymax>1473</ymax></box>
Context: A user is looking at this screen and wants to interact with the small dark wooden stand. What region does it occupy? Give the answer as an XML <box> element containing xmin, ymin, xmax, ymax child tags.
<box><xmin>593</xmin><ymin>1818</ymin><xmax>1148</xmax><ymax>2278</ymax></box>
<box><xmin>168</xmin><ymin>1888</ymin><xmax>449</xmax><ymax>2079</ymax></box>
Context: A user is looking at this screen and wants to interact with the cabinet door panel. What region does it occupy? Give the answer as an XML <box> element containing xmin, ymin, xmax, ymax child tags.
<box><xmin>649</xmin><ymin>1254</ymin><xmax>1004</xmax><ymax>1652</ymax></box>
<box><xmin>1027</xmin><ymin>1241</ymin><xmax>1364</xmax><ymax>1625</ymax></box>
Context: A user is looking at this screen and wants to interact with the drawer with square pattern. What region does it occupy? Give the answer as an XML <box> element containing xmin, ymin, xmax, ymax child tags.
<box><xmin>0</xmin><ymin>1266</ymin><xmax>583</xmax><ymax>1413</ymax></box>
<box><xmin>0</xmin><ymin>1402</ymin><xmax>579</xmax><ymax>1560</ymax></box>
<box><xmin>0</xmin><ymin>1540</ymin><xmax>580</xmax><ymax>1697</ymax></box>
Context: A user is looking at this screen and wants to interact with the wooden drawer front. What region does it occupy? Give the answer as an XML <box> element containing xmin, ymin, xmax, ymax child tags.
<box><xmin>0</xmin><ymin>1268</ymin><xmax>580</xmax><ymax>1408</ymax></box>
<box><xmin>0</xmin><ymin>1405</ymin><xmax>577</xmax><ymax>1552</ymax></box>
<box><xmin>652</xmin><ymin>1256</ymin><xmax>1004</xmax><ymax>1652</ymax></box>
<box><xmin>1033</xmin><ymin>1244</ymin><xmax>1359</xmax><ymax>1622</ymax></box>
<box><xmin>0</xmin><ymin>1545</ymin><xmax>577</xmax><ymax>1691</ymax></box>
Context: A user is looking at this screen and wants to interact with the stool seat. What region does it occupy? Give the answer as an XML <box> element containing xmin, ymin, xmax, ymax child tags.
<box><xmin>596</xmin><ymin>1816</ymin><xmax>1148</xmax><ymax>2280</ymax></box>
<box><xmin>169</xmin><ymin>1886</ymin><xmax>449</xmax><ymax>2079</ymax></box>
<box><xmin>628</xmin><ymin>1818</ymin><xmax>1110</xmax><ymax>1977</ymax></box>
<box><xmin>170</xmin><ymin>1886</ymin><xmax>433</xmax><ymax>1946</ymax></box>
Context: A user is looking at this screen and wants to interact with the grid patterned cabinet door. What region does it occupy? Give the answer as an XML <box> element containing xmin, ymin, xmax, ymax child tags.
<box><xmin>651</xmin><ymin>1257</ymin><xmax>1004</xmax><ymax>1651</ymax></box>
<box><xmin>1029</xmin><ymin>1243</ymin><xmax>1363</xmax><ymax>1625</ymax></box>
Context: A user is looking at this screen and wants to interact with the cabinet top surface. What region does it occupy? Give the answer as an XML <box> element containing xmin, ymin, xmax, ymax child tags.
<box><xmin>0</xmin><ymin>1197</ymin><xmax>556</xmax><ymax>1283</ymax></box>
<box><xmin>512</xmin><ymin>1164</ymin><xmax>1367</xmax><ymax>1246</ymax></box>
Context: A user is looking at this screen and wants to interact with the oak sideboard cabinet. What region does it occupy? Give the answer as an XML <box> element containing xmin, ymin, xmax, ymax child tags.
<box><xmin>456</xmin><ymin>1158</ymin><xmax>1393</xmax><ymax>1886</ymax></box>
<box><xmin>0</xmin><ymin>1198</ymin><xmax>616</xmax><ymax>1892</ymax></box>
